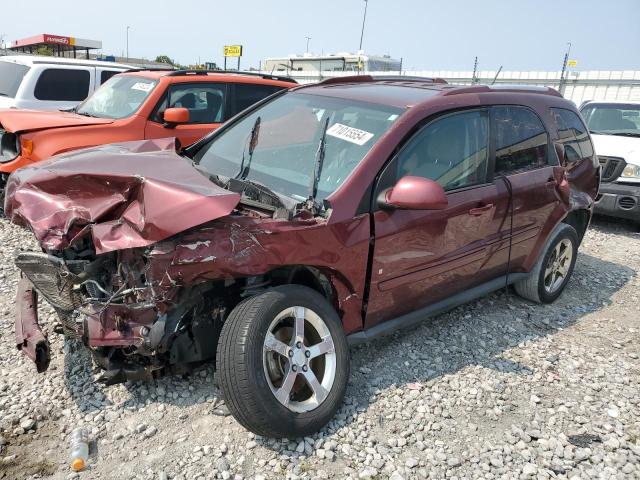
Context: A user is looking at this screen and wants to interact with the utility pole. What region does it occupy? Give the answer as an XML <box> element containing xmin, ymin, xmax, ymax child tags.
<box><xmin>559</xmin><ymin>42</ymin><xmax>571</xmax><ymax>95</ymax></box>
<box><xmin>0</xmin><ymin>34</ymin><xmax>5</xmax><ymax>53</ymax></box>
<box><xmin>472</xmin><ymin>56</ymin><xmax>478</xmax><ymax>84</ymax></box>
<box><xmin>359</xmin><ymin>0</ymin><xmax>368</xmax><ymax>52</ymax></box>
<box><xmin>126</xmin><ymin>26</ymin><xmax>130</xmax><ymax>61</ymax></box>
<box><xmin>305</xmin><ymin>36</ymin><xmax>311</xmax><ymax>53</ymax></box>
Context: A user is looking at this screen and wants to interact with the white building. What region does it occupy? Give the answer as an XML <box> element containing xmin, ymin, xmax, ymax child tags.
<box><xmin>263</xmin><ymin>52</ymin><xmax>402</xmax><ymax>74</ymax></box>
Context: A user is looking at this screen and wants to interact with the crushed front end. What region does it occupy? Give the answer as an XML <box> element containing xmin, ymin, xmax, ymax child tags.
<box><xmin>14</xmin><ymin>240</ymin><xmax>232</xmax><ymax>385</ymax></box>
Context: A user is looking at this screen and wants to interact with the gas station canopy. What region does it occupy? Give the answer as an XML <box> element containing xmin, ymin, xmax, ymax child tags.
<box><xmin>10</xmin><ymin>34</ymin><xmax>102</xmax><ymax>57</ymax></box>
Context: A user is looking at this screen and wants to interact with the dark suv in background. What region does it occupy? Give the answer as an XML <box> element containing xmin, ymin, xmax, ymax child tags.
<box><xmin>7</xmin><ymin>76</ymin><xmax>599</xmax><ymax>437</ymax></box>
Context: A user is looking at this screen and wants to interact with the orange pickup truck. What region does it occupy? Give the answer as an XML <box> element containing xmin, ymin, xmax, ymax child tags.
<box><xmin>0</xmin><ymin>69</ymin><xmax>296</xmax><ymax>194</ymax></box>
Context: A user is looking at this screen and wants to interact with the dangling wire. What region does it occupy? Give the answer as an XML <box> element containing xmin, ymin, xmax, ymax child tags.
<box><xmin>496</xmin><ymin>174</ymin><xmax>514</xmax><ymax>294</ymax></box>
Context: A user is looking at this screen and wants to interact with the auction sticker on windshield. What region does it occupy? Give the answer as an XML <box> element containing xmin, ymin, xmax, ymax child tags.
<box><xmin>131</xmin><ymin>82</ymin><xmax>154</xmax><ymax>92</ymax></box>
<box><xmin>326</xmin><ymin>123</ymin><xmax>374</xmax><ymax>146</ymax></box>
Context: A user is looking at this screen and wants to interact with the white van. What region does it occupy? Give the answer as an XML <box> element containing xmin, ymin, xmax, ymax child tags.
<box><xmin>0</xmin><ymin>55</ymin><xmax>131</xmax><ymax>111</ymax></box>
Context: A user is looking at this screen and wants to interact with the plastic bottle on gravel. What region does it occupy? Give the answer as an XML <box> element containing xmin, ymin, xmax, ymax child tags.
<box><xmin>69</xmin><ymin>427</ymin><xmax>89</xmax><ymax>472</ymax></box>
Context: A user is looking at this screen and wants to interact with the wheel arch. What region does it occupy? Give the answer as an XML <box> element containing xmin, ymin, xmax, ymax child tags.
<box><xmin>562</xmin><ymin>208</ymin><xmax>591</xmax><ymax>244</ymax></box>
<box><xmin>249</xmin><ymin>265</ymin><xmax>363</xmax><ymax>334</ymax></box>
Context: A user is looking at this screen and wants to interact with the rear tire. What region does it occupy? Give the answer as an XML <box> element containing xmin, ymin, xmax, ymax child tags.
<box><xmin>216</xmin><ymin>285</ymin><xmax>349</xmax><ymax>437</ymax></box>
<box><xmin>514</xmin><ymin>223</ymin><xmax>579</xmax><ymax>304</ymax></box>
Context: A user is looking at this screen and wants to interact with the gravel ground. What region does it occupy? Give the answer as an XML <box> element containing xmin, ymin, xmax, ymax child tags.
<box><xmin>0</xmin><ymin>216</ymin><xmax>638</xmax><ymax>480</ymax></box>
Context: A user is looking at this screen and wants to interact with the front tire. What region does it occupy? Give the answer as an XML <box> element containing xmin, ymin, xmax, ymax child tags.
<box><xmin>216</xmin><ymin>285</ymin><xmax>350</xmax><ymax>437</ymax></box>
<box><xmin>514</xmin><ymin>223</ymin><xmax>579</xmax><ymax>303</ymax></box>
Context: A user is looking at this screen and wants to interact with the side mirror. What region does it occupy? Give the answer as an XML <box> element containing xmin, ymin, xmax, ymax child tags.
<box><xmin>163</xmin><ymin>107</ymin><xmax>190</xmax><ymax>128</ymax></box>
<box><xmin>379</xmin><ymin>176</ymin><xmax>448</xmax><ymax>210</ymax></box>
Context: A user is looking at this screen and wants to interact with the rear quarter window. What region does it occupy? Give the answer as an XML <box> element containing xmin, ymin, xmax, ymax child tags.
<box><xmin>0</xmin><ymin>62</ymin><xmax>30</xmax><ymax>98</ymax></box>
<box><xmin>34</xmin><ymin>68</ymin><xmax>90</xmax><ymax>101</ymax></box>
<box><xmin>550</xmin><ymin>107</ymin><xmax>594</xmax><ymax>162</ymax></box>
<box><xmin>100</xmin><ymin>70</ymin><xmax>121</xmax><ymax>84</ymax></box>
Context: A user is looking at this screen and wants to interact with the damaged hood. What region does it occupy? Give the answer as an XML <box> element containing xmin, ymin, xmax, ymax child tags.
<box><xmin>0</xmin><ymin>108</ymin><xmax>114</xmax><ymax>133</ymax></box>
<box><xmin>5</xmin><ymin>138</ymin><xmax>241</xmax><ymax>254</ymax></box>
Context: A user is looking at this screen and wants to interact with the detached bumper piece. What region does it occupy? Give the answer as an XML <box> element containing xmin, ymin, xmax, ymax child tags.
<box><xmin>15</xmin><ymin>276</ymin><xmax>50</xmax><ymax>373</ymax></box>
<box><xmin>594</xmin><ymin>182</ymin><xmax>640</xmax><ymax>223</ymax></box>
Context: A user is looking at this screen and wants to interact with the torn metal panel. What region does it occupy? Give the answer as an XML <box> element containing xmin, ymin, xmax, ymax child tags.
<box><xmin>5</xmin><ymin>138</ymin><xmax>241</xmax><ymax>254</ymax></box>
<box><xmin>15</xmin><ymin>276</ymin><xmax>50</xmax><ymax>373</ymax></box>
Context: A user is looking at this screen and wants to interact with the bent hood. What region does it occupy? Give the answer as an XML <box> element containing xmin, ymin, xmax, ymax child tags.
<box><xmin>5</xmin><ymin>138</ymin><xmax>241</xmax><ymax>254</ymax></box>
<box><xmin>0</xmin><ymin>108</ymin><xmax>114</xmax><ymax>133</ymax></box>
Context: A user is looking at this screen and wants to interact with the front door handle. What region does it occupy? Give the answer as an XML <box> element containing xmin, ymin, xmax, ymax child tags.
<box><xmin>469</xmin><ymin>203</ymin><xmax>494</xmax><ymax>216</ymax></box>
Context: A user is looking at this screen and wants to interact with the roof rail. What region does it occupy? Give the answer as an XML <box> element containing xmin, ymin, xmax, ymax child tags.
<box><xmin>442</xmin><ymin>84</ymin><xmax>562</xmax><ymax>97</ymax></box>
<box><xmin>165</xmin><ymin>69</ymin><xmax>297</xmax><ymax>84</ymax></box>
<box><xmin>318</xmin><ymin>75</ymin><xmax>447</xmax><ymax>86</ymax></box>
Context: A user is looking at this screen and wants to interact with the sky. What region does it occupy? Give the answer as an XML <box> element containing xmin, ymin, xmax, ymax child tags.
<box><xmin>1</xmin><ymin>0</ymin><xmax>639</xmax><ymax>72</ymax></box>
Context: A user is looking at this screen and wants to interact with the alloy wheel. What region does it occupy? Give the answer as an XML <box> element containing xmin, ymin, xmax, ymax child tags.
<box><xmin>543</xmin><ymin>238</ymin><xmax>574</xmax><ymax>294</ymax></box>
<box><xmin>262</xmin><ymin>306</ymin><xmax>336</xmax><ymax>413</ymax></box>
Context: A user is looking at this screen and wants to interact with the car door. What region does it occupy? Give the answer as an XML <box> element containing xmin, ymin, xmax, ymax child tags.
<box><xmin>145</xmin><ymin>82</ymin><xmax>227</xmax><ymax>146</ymax></box>
<box><xmin>366</xmin><ymin>108</ymin><xmax>506</xmax><ymax>327</ymax></box>
<box><xmin>480</xmin><ymin>105</ymin><xmax>560</xmax><ymax>276</ymax></box>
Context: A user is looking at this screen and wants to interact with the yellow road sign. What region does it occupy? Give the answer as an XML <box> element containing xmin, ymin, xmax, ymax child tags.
<box><xmin>224</xmin><ymin>45</ymin><xmax>243</xmax><ymax>57</ymax></box>
<box><xmin>567</xmin><ymin>60</ymin><xmax>578</xmax><ymax>67</ymax></box>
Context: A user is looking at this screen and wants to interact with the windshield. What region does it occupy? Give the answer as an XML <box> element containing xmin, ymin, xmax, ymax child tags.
<box><xmin>581</xmin><ymin>103</ymin><xmax>640</xmax><ymax>137</ymax></box>
<box><xmin>76</xmin><ymin>75</ymin><xmax>157</xmax><ymax>119</ymax></box>
<box><xmin>193</xmin><ymin>92</ymin><xmax>403</xmax><ymax>203</ymax></box>
<box><xmin>0</xmin><ymin>62</ymin><xmax>29</xmax><ymax>98</ymax></box>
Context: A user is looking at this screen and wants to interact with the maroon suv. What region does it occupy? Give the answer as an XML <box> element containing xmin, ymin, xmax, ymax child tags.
<box><xmin>6</xmin><ymin>76</ymin><xmax>599</xmax><ymax>437</ymax></box>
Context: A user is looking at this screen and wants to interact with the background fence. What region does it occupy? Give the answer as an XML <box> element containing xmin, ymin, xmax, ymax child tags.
<box><xmin>266</xmin><ymin>69</ymin><xmax>640</xmax><ymax>105</ymax></box>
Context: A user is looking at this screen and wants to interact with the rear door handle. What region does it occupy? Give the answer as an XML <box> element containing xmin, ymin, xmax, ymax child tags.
<box><xmin>469</xmin><ymin>203</ymin><xmax>494</xmax><ymax>216</ymax></box>
<box><xmin>546</xmin><ymin>177</ymin><xmax>557</xmax><ymax>188</ymax></box>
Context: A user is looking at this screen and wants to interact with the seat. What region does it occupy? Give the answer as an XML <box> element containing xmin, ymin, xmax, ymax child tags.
<box><xmin>590</xmin><ymin>109</ymin><xmax>636</xmax><ymax>131</ymax></box>
<box><xmin>175</xmin><ymin>93</ymin><xmax>196</xmax><ymax>109</ymax></box>
<box><xmin>205</xmin><ymin>92</ymin><xmax>223</xmax><ymax>122</ymax></box>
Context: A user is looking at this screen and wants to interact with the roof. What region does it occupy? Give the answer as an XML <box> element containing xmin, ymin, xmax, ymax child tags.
<box><xmin>0</xmin><ymin>55</ymin><xmax>131</xmax><ymax>70</ymax></box>
<box><xmin>295</xmin><ymin>77</ymin><xmax>563</xmax><ymax>109</ymax></box>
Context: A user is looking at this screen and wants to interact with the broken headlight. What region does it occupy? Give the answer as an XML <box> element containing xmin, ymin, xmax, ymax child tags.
<box><xmin>620</xmin><ymin>162</ymin><xmax>640</xmax><ymax>183</ymax></box>
<box><xmin>0</xmin><ymin>129</ymin><xmax>20</xmax><ymax>163</ymax></box>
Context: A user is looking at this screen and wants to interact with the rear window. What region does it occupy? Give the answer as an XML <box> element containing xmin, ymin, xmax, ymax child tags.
<box><xmin>34</xmin><ymin>68</ymin><xmax>90</xmax><ymax>102</ymax></box>
<box><xmin>0</xmin><ymin>62</ymin><xmax>30</xmax><ymax>98</ymax></box>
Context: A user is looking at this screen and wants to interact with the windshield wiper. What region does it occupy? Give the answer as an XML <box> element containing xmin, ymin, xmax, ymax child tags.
<box><xmin>235</xmin><ymin>116</ymin><xmax>261</xmax><ymax>180</ymax></box>
<box><xmin>75</xmin><ymin>111</ymin><xmax>100</xmax><ymax>118</ymax></box>
<box><xmin>306</xmin><ymin>116</ymin><xmax>331</xmax><ymax>212</ymax></box>
<box><xmin>610</xmin><ymin>132</ymin><xmax>640</xmax><ymax>138</ymax></box>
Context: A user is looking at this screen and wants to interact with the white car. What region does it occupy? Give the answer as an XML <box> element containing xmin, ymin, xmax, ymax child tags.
<box><xmin>579</xmin><ymin>101</ymin><xmax>640</xmax><ymax>227</ymax></box>
<box><xmin>0</xmin><ymin>55</ymin><xmax>131</xmax><ymax>111</ymax></box>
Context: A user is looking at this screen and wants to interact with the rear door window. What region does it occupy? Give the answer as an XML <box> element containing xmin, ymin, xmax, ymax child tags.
<box><xmin>492</xmin><ymin>106</ymin><xmax>548</xmax><ymax>174</ymax></box>
<box><xmin>231</xmin><ymin>83</ymin><xmax>285</xmax><ymax>116</ymax></box>
<box><xmin>34</xmin><ymin>68</ymin><xmax>90</xmax><ymax>101</ymax></box>
<box><xmin>0</xmin><ymin>62</ymin><xmax>30</xmax><ymax>98</ymax></box>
